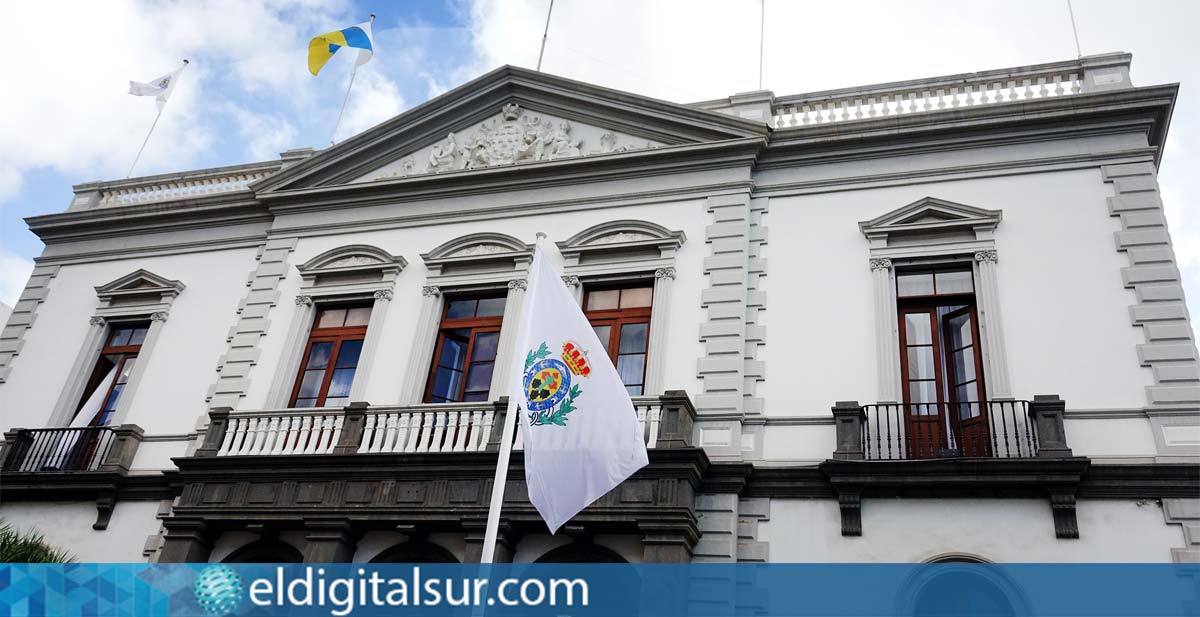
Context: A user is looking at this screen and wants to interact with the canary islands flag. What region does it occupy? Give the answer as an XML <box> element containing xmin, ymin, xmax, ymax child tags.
<box><xmin>308</xmin><ymin>20</ymin><xmax>374</xmax><ymax>76</ymax></box>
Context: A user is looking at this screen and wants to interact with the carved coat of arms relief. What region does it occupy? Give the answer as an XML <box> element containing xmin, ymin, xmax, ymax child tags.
<box><xmin>384</xmin><ymin>103</ymin><xmax>652</xmax><ymax>179</ymax></box>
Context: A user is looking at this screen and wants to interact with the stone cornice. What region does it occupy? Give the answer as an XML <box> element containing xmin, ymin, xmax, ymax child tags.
<box><xmin>761</xmin><ymin>84</ymin><xmax>1177</xmax><ymax>168</ymax></box>
<box><xmin>25</xmin><ymin>193</ymin><xmax>270</xmax><ymax>244</ymax></box>
<box><xmin>258</xmin><ymin>137</ymin><xmax>766</xmax><ymax>213</ymax></box>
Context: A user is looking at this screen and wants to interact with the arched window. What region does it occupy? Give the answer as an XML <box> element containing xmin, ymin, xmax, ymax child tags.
<box><xmin>223</xmin><ymin>540</ymin><xmax>303</xmax><ymax>563</ymax></box>
<box><xmin>370</xmin><ymin>542</ymin><xmax>459</xmax><ymax>563</ymax></box>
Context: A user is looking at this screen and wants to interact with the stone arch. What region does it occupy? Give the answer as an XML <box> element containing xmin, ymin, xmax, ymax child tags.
<box><xmin>897</xmin><ymin>559</ymin><xmax>1030</xmax><ymax>617</ymax></box>
<box><xmin>534</xmin><ymin>543</ymin><xmax>628</xmax><ymax>563</ymax></box>
<box><xmin>370</xmin><ymin>541</ymin><xmax>460</xmax><ymax>563</ymax></box>
<box><xmin>222</xmin><ymin>539</ymin><xmax>304</xmax><ymax>563</ymax></box>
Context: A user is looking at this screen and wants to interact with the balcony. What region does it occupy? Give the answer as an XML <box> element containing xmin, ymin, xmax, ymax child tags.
<box><xmin>158</xmin><ymin>393</ymin><xmax>704</xmax><ymax>562</ymax></box>
<box><xmin>823</xmin><ymin>395</ymin><xmax>1089</xmax><ymax>539</ymax></box>
<box><xmin>196</xmin><ymin>395</ymin><xmax>688</xmax><ymax>458</ymax></box>
<box><xmin>0</xmin><ymin>425</ymin><xmax>146</xmax><ymax>530</ymax></box>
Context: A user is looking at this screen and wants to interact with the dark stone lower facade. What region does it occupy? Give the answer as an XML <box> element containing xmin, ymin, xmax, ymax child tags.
<box><xmin>159</xmin><ymin>448</ymin><xmax>707</xmax><ymax>563</ymax></box>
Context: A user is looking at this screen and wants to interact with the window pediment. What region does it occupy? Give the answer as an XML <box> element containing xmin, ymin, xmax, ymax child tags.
<box><xmin>860</xmin><ymin>197</ymin><xmax>1002</xmax><ymax>248</ymax></box>
<box><xmin>557</xmin><ymin>220</ymin><xmax>686</xmax><ymax>272</ymax></box>
<box><xmin>421</xmin><ymin>233</ymin><xmax>533</xmax><ymax>281</ymax></box>
<box><xmin>297</xmin><ymin>244</ymin><xmax>407</xmax><ymax>291</ymax></box>
<box><xmin>94</xmin><ymin>269</ymin><xmax>185</xmax><ymax>310</ymax></box>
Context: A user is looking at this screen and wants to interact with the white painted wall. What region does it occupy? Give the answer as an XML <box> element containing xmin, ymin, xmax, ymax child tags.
<box><xmin>0</xmin><ymin>501</ymin><xmax>160</xmax><ymax>562</ymax></box>
<box><xmin>759</xmin><ymin>498</ymin><xmax>1184</xmax><ymax>562</ymax></box>
<box><xmin>242</xmin><ymin>199</ymin><xmax>708</xmax><ymax>410</ymax></box>
<box><xmin>0</xmin><ymin>247</ymin><xmax>258</xmax><ymax>436</ymax></box>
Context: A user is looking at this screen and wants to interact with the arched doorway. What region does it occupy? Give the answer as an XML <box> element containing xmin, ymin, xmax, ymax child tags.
<box><xmin>534</xmin><ymin>543</ymin><xmax>628</xmax><ymax>563</ymax></box>
<box><xmin>370</xmin><ymin>541</ymin><xmax>459</xmax><ymax>563</ymax></box>
<box><xmin>223</xmin><ymin>540</ymin><xmax>303</xmax><ymax>563</ymax></box>
<box><xmin>900</xmin><ymin>556</ymin><xmax>1028</xmax><ymax>617</ymax></box>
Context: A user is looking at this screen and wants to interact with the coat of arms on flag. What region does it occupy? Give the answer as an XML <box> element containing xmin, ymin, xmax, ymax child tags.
<box><xmin>524</xmin><ymin>341</ymin><xmax>592</xmax><ymax>427</ymax></box>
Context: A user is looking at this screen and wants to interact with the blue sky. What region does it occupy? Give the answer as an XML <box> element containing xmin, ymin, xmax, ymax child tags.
<box><xmin>2</xmin><ymin>0</ymin><xmax>1199</xmax><ymax>338</ymax></box>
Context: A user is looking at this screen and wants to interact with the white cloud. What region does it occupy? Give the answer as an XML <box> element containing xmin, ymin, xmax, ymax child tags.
<box><xmin>333</xmin><ymin>68</ymin><xmax>407</xmax><ymax>142</ymax></box>
<box><xmin>225</xmin><ymin>105</ymin><xmax>300</xmax><ymax>161</ymax></box>
<box><xmin>0</xmin><ymin>249</ymin><xmax>34</xmax><ymax>307</ymax></box>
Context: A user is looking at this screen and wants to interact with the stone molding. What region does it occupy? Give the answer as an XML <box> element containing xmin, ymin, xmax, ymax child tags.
<box><xmin>1162</xmin><ymin>498</ymin><xmax>1200</xmax><ymax>563</ymax></box>
<box><xmin>0</xmin><ymin>264</ymin><xmax>59</xmax><ymax>383</ymax></box>
<box><xmin>206</xmin><ymin>237</ymin><xmax>298</xmax><ymax>409</ymax></box>
<box><xmin>1101</xmin><ymin>162</ymin><xmax>1200</xmax><ymax>417</ymax></box>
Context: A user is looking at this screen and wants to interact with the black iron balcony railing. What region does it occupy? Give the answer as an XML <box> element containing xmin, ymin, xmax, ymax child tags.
<box><xmin>831</xmin><ymin>395</ymin><xmax>1074</xmax><ymax>461</ymax></box>
<box><xmin>1</xmin><ymin>425</ymin><xmax>144</xmax><ymax>473</ymax></box>
<box><xmin>862</xmin><ymin>401</ymin><xmax>1037</xmax><ymax>460</ymax></box>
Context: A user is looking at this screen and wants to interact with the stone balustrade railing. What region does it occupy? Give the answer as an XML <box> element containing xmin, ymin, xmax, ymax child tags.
<box><xmin>70</xmin><ymin>161</ymin><xmax>283</xmax><ymax>210</ymax></box>
<box><xmin>691</xmin><ymin>53</ymin><xmax>1132</xmax><ymax>130</ymax></box>
<box><xmin>194</xmin><ymin>391</ymin><xmax>696</xmax><ymax>458</ymax></box>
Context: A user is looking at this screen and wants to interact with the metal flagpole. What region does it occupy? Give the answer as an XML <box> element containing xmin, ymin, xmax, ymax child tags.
<box><xmin>330</xmin><ymin>13</ymin><xmax>375</xmax><ymax>145</ymax></box>
<box><xmin>480</xmin><ymin>231</ymin><xmax>546</xmax><ymax>563</ymax></box>
<box><xmin>535</xmin><ymin>0</ymin><xmax>554</xmax><ymax>71</ymax></box>
<box><xmin>127</xmin><ymin>59</ymin><xmax>188</xmax><ymax>179</ymax></box>
<box><xmin>758</xmin><ymin>0</ymin><xmax>765</xmax><ymax>90</ymax></box>
<box><xmin>127</xmin><ymin>108</ymin><xmax>164</xmax><ymax>179</ymax></box>
<box><xmin>1066</xmin><ymin>0</ymin><xmax>1082</xmax><ymax>58</ymax></box>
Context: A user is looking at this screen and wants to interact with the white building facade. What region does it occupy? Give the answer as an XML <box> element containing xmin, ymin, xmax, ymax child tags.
<box><xmin>1</xmin><ymin>52</ymin><xmax>1197</xmax><ymax>564</ymax></box>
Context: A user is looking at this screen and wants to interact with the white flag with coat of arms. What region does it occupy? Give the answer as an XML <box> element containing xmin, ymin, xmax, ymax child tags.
<box><xmin>129</xmin><ymin>61</ymin><xmax>188</xmax><ymax>110</ymax></box>
<box><xmin>507</xmin><ymin>244</ymin><xmax>649</xmax><ymax>533</ymax></box>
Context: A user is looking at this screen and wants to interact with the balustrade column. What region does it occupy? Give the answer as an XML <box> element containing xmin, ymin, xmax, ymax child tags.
<box><xmin>643</xmin><ymin>267</ymin><xmax>675</xmax><ymax>395</ymax></box>
<box><xmin>870</xmin><ymin>259</ymin><xmax>901</xmax><ymax>403</ymax></box>
<box><xmin>400</xmin><ymin>286</ymin><xmax>444</xmax><ymax>404</ymax></box>
<box><xmin>488</xmin><ymin>279</ymin><xmax>527</xmax><ymax>400</ymax></box>
<box><xmin>974</xmin><ymin>250</ymin><xmax>1013</xmax><ymax>399</ymax></box>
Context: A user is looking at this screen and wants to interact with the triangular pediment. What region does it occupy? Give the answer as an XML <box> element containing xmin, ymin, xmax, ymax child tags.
<box><xmin>94</xmin><ymin>269</ymin><xmax>185</xmax><ymax>304</ymax></box>
<box><xmin>859</xmin><ymin>197</ymin><xmax>1002</xmax><ymax>239</ymax></box>
<box><xmin>254</xmin><ymin>65</ymin><xmax>768</xmax><ymax>194</ymax></box>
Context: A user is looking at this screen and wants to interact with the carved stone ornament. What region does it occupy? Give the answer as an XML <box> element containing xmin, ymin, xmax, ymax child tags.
<box><xmin>508</xmin><ymin>279</ymin><xmax>528</xmax><ymax>290</ymax></box>
<box><xmin>655</xmin><ymin>267</ymin><xmax>677</xmax><ymax>280</ymax></box>
<box><xmin>380</xmin><ymin>104</ymin><xmax>654</xmax><ymax>179</ymax></box>
<box><xmin>88</xmin><ymin>316</ymin><xmax>106</xmax><ymax>327</ymax></box>
<box><xmin>869</xmin><ymin>258</ymin><xmax>893</xmax><ymax>272</ymax></box>
<box><xmin>421</xmin><ymin>285</ymin><xmax>442</xmax><ymax>298</ymax></box>
<box><xmin>974</xmin><ymin>250</ymin><xmax>998</xmax><ymax>263</ymax></box>
<box><xmin>150</xmin><ymin>312</ymin><xmax>169</xmax><ymax>322</ymax></box>
<box><xmin>373</xmin><ymin>289</ymin><xmax>394</xmax><ymax>301</ymax></box>
<box><xmin>561</xmin><ymin>275</ymin><xmax>581</xmax><ymax>288</ymax></box>
<box><xmin>295</xmin><ymin>295</ymin><xmax>314</xmax><ymax>307</ymax></box>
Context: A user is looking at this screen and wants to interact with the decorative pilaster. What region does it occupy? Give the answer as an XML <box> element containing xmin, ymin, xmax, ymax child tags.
<box><xmin>869</xmin><ymin>258</ymin><xmax>901</xmax><ymax>403</ymax></box>
<box><xmin>302</xmin><ymin>520</ymin><xmax>358</xmax><ymax>563</ymax></box>
<box><xmin>348</xmin><ymin>288</ymin><xmax>394</xmax><ymax>400</ymax></box>
<box><xmin>974</xmin><ymin>249</ymin><xmax>1013</xmax><ymax>399</ymax></box>
<box><xmin>489</xmin><ymin>279</ymin><xmax>527</xmax><ymax>400</ymax></box>
<box><xmin>206</xmin><ymin>237</ymin><xmax>298</xmax><ymax>409</ymax></box>
<box><xmin>644</xmin><ymin>267</ymin><xmax>676</xmax><ymax>394</ymax></box>
<box><xmin>49</xmin><ymin>315</ymin><xmax>110</xmax><ymax>426</ymax></box>
<box><xmin>264</xmin><ymin>295</ymin><xmax>317</xmax><ymax>407</ymax></box>
<box><xmin>110</xmin><ymin>313</ymin><xmax>170</xmax><ymax>425</ymax></box>
<box><xmin>561</xmin><ymin>275</ymin><xmax>582</xmax><ymax>304</ymax></box>
<box><xmin>400</xmin><ymin>286</ymin><xmax>444</xmax><ymax>404</ymax></box>
<box><xmin>157</xmin><ymin>519</ymin><xmax>215</xmax><ymax>563</ymax></box>
<box><xmin>463</xmin><ymin>519</ymin><xmax>517</xmax><ymax>563</ymax></box>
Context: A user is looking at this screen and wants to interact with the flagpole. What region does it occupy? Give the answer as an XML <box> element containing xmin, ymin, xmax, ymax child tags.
<box><xmin>330</xmin><ymin>13</ymin><xmax>375</xmax><ymax>146</ymax></box>
<box><xmin>127</xmin><ymin>58</ymin><xmax>188</xmax><ymax>178</ymax></box>
<box><xmin>127</xmin><ymin>108</ymin><xmax>164</xmax><ymax>179</ymax></box>
<box><xmin>480</xmin><ymin>231</ymin><xmax>546</xmax><ymax>563</ymax></box>
<box><xmin>535</xmin><ymin>0</ymin><xmax>554</xmax><ymax>71</ymax></box>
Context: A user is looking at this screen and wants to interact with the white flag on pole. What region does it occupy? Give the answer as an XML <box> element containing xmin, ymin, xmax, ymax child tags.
<box><xmin>129</xmin><ymin>61</ymin><xmax>188</xmax><ymax>110</ymax></box>
<box><xmin>507</xmin><ymin>244</ymin><xmax>649</xmax><ymax>533</ymax></box>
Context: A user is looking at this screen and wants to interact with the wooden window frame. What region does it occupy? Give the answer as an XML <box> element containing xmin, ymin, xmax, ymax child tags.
<box><xmin>289</xmin><ymin>306</ymin><xmax>370</xmax><ymax>408</ymax></box>
<box><xmin>423</xmin><ymin>295</ymin><xmax>506</xmax><ymax>404</ymax></box>
<box><xmin>583</xmin><ymin>285</ymin><xmax>653</xmax><ymax>394</ymax></box>
<box><xmin>80</xmin><ymin>323</ymin><xmax>148</xmax><ymax>427</ymax></box>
